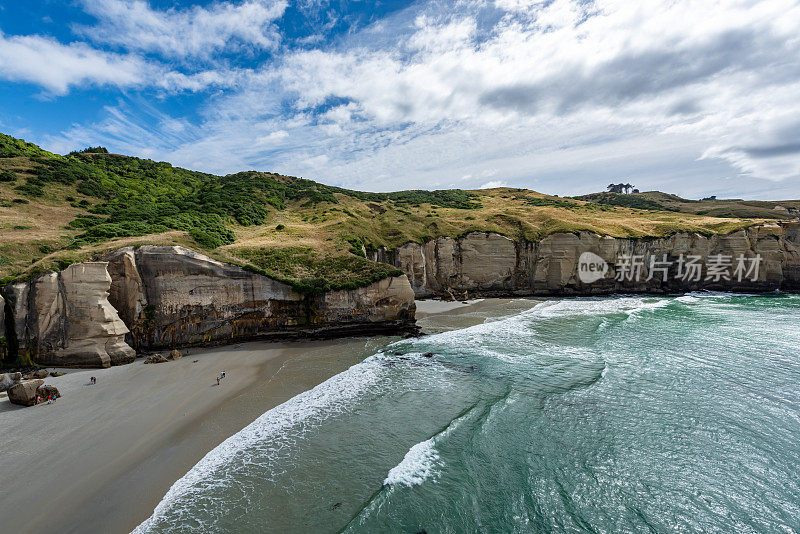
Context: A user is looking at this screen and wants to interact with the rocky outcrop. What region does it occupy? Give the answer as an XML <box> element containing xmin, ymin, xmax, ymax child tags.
<box><xmin>1</xmin><ymin>247</ymin><xmax>416</xmax><ymax>367</ymax></box>
<box><xmin>369</xmin><ymin>223</ymin><xmax>800</xmax><ymax>297</ymax></box>
<box><xmin>1</xmin><ymin>263</ymin><xmax>136</xmax><ymax>368</ymax></box>
<box><xmin>0</xmin><ymin>295</ymin><xmax>6</xmax><ymax>340</ymax></box>
<box><xmin>0</xmin><ymin>295</ymin><xmax>6</xmax><ymax>365</ymax></box>
<box><xmin>37</xmin><ymin>384</ymin><xmax>60</xmax><ymax>402</ymax></box>
<box><xmin>104</xmin><ymin>246</ymin><xmax>416</xmax><ymax>351</ymax></box>
<box><xmin>7</xmin><ymin>379</ymin><xmax>44</xmax><ymax>406</ymax></box>
<box><xmin>0</xmin><ymin>372</ymin><xmax>21</xmax><ymax>392</ymax></box>
<box><xmin>143</xmin><ymin>354</ymin><xmax>168</xmax><ymax>364</ymax></box>
<box><xmin>12</xmin><ymin>222</ymin><xmax>793</xmax><ymax>367</ymax></box>
<box><xmin>23</xmin><ymin>369</ymin><xmax>49</xmax><ymax>380</ymax></box>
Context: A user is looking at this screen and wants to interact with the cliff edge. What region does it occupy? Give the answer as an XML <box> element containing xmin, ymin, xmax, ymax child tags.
<box><xmin>1</xmin><ymin>246</ymin><xmax>416</xmax><ymax>368</ymax></box>
<box><xmin>370</xmin><ymin>222</ymin><xmax>800</xmax><ymax>297</ymax></box>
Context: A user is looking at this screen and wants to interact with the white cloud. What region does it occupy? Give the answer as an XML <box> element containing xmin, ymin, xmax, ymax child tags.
<box><xmin>0</xmin><ymin>30</ymin><xmax>242</xmax><ymax>95</ymax></box>
<box><xmin>36</xmin><ymin>0</ymin><xmax>800</xmax><ymax>198</ymax></box>
<box><xmin>256</xmin><ymin>0</ymin><xmax>800</xmax><ymax>190</ymax></box>
<box><xmin>0</xmin><ymin>31</ymin><xmax>146</xmax><ymax>94</ymax></box>
<box><xmin>479</xmin><ymin>180</ymin><xmax>508</xmax><ymax>189</ymax></box>
<box><xmin>255</xmin><ymin>130</ymin><xmax>289</xmax><ymax>145</ymax></box>
<box><xmin>75</xmin><ymin>0</ymin><xmax>288</xmax><ymax>59</ymax></box>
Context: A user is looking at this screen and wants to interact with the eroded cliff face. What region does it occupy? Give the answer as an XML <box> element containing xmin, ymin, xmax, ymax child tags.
<box><xmin>103</xmin><ymin>246</ymin><xmax>416</xmax><ymax>351</ymax></box>
<box><xmin>369</xmin><ymin>223</ymin><xmax>800</xmax><ymax>297</ymax></box>
<box><xmin>0</xmin><ymin>294</ymin><xmax>6</xmax><ymax>362</ymax></box>
<box><xmin>4</xmin><ymin>223</ymin><xmax>795</xmax><ymax>368</ymax></box>
<box><xmin>1</xmin><ymin>246</ymin><xmax>416</xmax><ymax>367</ymax></box>
<box><xmin>1</xmin><ymin>263</ymin><xmax>135</xmax><ymax>367</ymax></box>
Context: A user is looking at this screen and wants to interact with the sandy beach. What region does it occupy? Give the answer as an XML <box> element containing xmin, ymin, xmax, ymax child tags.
<box><xmin>0</xmin><ymin>337</ymin><xmax>392</xmax><ymax>534</ymax></box>
<box><xmin>0</xmin><ymin>298</ymin><xmax>534</xmax><ymax>534</ymax></box>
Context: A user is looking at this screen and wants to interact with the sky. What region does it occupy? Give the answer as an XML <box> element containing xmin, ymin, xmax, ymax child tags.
<box><xmin>1</xmin><ymin>0</ymin><xmax>799</xmax><ymax>199</ymax></box>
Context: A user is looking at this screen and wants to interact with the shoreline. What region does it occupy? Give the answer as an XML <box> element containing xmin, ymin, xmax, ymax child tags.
<box><xmin>0</xmin><ymin>298</ymin><xmax>534</xmax><ymax>534</ymax></box>
<box><xmin>0</xmin><ymin>337</ymin><xmax>396</xmax><ymax>534</ymax></box>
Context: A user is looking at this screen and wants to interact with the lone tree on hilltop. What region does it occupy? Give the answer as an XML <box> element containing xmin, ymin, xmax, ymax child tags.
<box><xmin>606</xmin><ymin>182</ymin><xmax>637</xmax><ymax>194</ymax></box>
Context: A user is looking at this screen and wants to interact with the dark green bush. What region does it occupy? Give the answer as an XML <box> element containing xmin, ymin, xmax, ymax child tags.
<box><xmin>0</xmin><ymin>170</ymin><xmax>16</xmax><ymax>182</ymax></box>
<box><xmin>572</xmin><ymin>192</ymin><xmax>674</xmax><ymax>211</ymax></box>
<box><xmin>69</xmin><ymin>146</ymin><xmax>109</xmax><ymax>155</ymax></box>
<box><xmin>189</xmin><ymin>228</ymin><xmax>232</xmax><ymax>249</ymax></box>
<box><xmin>238</xmin><ymin>247</ymin><xmax>403</xmax><ymax>294</ymax></box>
<box><xmin>15</xmin><ymin>181</ymin><xmax>44</xmax><ymax>197</ymax></box>
<box><xmin>69</xmin><ymin>215</ymin><xmax>104</xmax><ymax>228</ymax></box>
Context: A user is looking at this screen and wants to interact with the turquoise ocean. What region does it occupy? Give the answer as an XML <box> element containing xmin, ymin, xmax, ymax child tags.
<box><xmin>134</xmin><ymin>294</ymin><xmax>800</xmax><ymax>533</ymax></box>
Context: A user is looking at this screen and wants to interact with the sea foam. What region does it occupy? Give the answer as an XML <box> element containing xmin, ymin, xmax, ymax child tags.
<box><xmin>133</xmin><ymin>355</ymin><xmax>388</xmax><ymax>533</ymax></box>
<box><xmin>384</xmin><ymin>438</ymin><xmax>441</xmax><ymax>486</ymax></box>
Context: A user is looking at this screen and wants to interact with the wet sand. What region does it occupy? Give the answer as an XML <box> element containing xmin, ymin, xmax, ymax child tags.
<box><xmin>0</xmin><ymin>338</ymin><xmax>391</xmax><ymax>534</ymax></box>
<box><xmin>0</xmin><ymin>298</ymin><xmax>538</xmax><ymax>534</ymax></box>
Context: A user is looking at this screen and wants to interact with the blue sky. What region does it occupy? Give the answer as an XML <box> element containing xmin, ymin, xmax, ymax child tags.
<box><xmin>1</xmin><ymin>0</ymin><xmax>799</xmax><ymax>199</ymax></box>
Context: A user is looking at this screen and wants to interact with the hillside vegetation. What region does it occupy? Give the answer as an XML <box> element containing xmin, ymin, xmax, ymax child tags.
<box><xmin>574</xmin><ymin>191</ymin><xmax>800</xmax><ymax>219</ymax></box>
<box><xmin>0</xmin><ymin>132</ymin><xmax>792</xmax><ymax>290</ymax></box>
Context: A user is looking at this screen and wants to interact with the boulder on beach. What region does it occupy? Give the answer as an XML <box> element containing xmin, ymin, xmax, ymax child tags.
<box><xmin>143</xmin><ymin>353</ymin><xmax>168</xmax><ymax>364</ymax></box>
<box><xmin>36</xmin><ymin>385</ymin><xmax>61</xmax><ymax>401</ymax></box>
<box><xmin>0</xmin><ymin>372</ymin><xmax>22</xmax><ymax>392</ymax></box>
<box><xmin>7</xmin><ymin>379</ymin><xmax>45</xmax><ymax>406</ymax></box>
<box><xmin>22</xmin><ymin>370</ymin><xmax>50</xmax><ymax>380</ymax></box>
<box><xmin>167</xmin><ymin>349</ymin><xmax>182</xmax><ymax>361</ymax></box>
<box><xmin>110</xmin><ymin>350</ymin><xmax>136</xmax><ymax>366</ymax></box>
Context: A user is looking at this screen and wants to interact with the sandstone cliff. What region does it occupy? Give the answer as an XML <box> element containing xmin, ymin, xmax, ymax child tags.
<box><xmin>3</xmin><ymin>223</ymin><xmax>797</xmax><ymax>368</ymax></box>
<box><xmin>369</xmin><ymin>223</ymin><xmax>800</xmax><ymax>297</ymax></box>
<box><xmin>103</xmin><ymin>246</ymin><xmax>417</xmax><ymax>351</ymax></box>
<box><xmin>1</xmin><ymin>263</ymin><xmax>136</xmax><ymax>367</ymax></box>
<box><xmin>1</xmin><ymin>246</ymin><xmax>416</xmax><ymax>367</ymax></box>
<box><xmin>0</xmin><ymin>294</ymin><xmax>6</xmax><ymax>362</ymax></box>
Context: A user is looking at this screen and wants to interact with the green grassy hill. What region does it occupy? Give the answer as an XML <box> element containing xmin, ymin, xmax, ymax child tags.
<box><xmin>1</xmin><ymin>132</ymin><xmax>792</xmax><ymax>291</ymax></box>
<box><xmin>574</xmin><ymin>191</ymin><xmax>800</xmax><ymax>219</ymax></box>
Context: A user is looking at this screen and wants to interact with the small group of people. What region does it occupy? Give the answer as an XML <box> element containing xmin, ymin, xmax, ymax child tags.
<box><xmin>35</xmin><ymin>393</ymin><xmax>56</xmax><ymax>405</ymax></box>
<box><xmin>216</xmin><ymin>370</ymin><xmax>227</xmax><ymax>386</ymax></box>
<box><xmin>89</xmin><ymin>376</ymin><xmax>97</xmax><ymax>385</ymax></box>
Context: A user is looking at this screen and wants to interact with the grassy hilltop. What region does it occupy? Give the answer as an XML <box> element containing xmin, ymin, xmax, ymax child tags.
<box><xmin>1</xmin><ymin>132</ymin><xmax>795</xmax><ymax>291</ymax></box>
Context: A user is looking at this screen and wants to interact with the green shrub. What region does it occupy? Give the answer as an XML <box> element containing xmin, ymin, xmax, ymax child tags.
<box><xmin>238</xmin><ymin>247</ymin><xmax>403</xmax><ymax>294</ymax></box>
<box><xmin>0</xmin><ymin>170</ymin><xmax>16</xmax><ymax>182</ymax></box>
<box><xmin>56</xmin><ymin>258</ymin><xmax>75</xmax><ymax>270</ymax></box>
<box><xmin>0</xmin><ymin>133</ymin><xmax>59</xmax><ymax>158</ymax></box>
<box><xmin>189</xmin><ymin>226</ymin><xmax>235</xmax><ymax>249</ymax></box>
<box><xmin>69</xmin><ymin>215</ymin><xmax>105</xmax><ymax>228</ymax></box>
<box><xmin>15</xmin><ymin>181</ymin><xmax>44</xmax><ymax>197</ymax></box>
<box><xmin>69</xmin><ymin>146</ymin><xmax>109</xmax><ymax>155</ymax></box>
<box><xmin>275</xmin><ymin>224</ymin><xmax>285</xmax><ymax>231</ymax></box>
<box><xmin>572</xmin><ymin>192</ymin><xmax>673</xmax><ymax>211</ymax></box>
